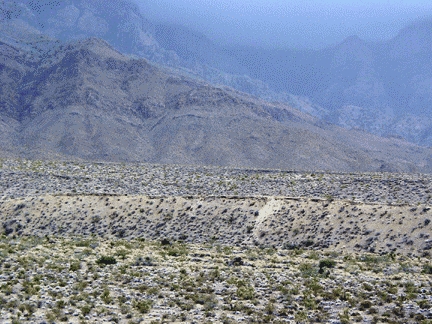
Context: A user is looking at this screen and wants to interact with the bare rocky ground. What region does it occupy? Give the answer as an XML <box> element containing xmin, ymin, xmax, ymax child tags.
<box><xmin>0</xmin><ymin>158</ymin><xmax>432</xmax><ymax>323</ymax></box>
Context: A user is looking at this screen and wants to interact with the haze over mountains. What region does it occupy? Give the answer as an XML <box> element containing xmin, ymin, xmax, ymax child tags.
<box><xmin>153</xmin><ymin>19</ymin><xmax>432</xmax><ymax>147</ymax></box>
<box><xmin>0</xmin><ymin>0</ymin><xmax>431</xmax><ymax>172</ymax></box>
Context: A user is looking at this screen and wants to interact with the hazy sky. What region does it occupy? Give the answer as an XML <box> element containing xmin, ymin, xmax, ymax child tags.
<box><xmin>136</xmin><ymin>0</ymin><xmax>432</xmax><ymax>49</ymax></box>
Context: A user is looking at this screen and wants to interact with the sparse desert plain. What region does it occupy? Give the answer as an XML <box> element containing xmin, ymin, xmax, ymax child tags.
<box><xmin>0</xmin><ymin>159</ymin><xmax>432</xmax><ymax>323</ymax></box>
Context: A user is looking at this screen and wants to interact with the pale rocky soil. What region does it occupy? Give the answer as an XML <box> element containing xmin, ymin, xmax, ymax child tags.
<box><xmin>1</xmin><ymin>159</ymin><xmax>431</xmax><ymax>205</ymax></box>
<box><xmin>0</xmin><ymin>158</ymin><xmax>432</xmax><ymax>323</ymax></box>
<box><xmin>0</xmin><ymin>236</ymin><xmax>431</xmax><ymax>324</ymax></box>
<box><xmin>1</xmin><ymin>194</ymin><xmax>432</xmax><ymax>257</ymax></box>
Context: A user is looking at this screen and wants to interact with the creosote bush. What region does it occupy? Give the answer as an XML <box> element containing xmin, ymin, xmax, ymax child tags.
<box><xmin>134</xmin><ymin>300</ymin><xmax>152</xmax><ymax>314</ymax></box>
<box><xmin>96</xmin><ymin>255</ymin><xmax>117</xmax><ymax>265</ymax></box>
<box><xmin>319</xmin><ymin>258</ymin><xmax>336</xmax><ymax>274</ymax></box>
<box><xmin>422</xmin><ymin>264</ymin><xmax>432</xmax><ymax>274</ymax></box>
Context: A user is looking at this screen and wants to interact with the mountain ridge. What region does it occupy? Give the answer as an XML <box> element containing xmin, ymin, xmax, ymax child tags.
<box><xmin>1</xmin><ymin>0</ymin><xmax>432</xmax><ymax>172</ymax></box>
<box><xmin>0</xmin><ymin>36</ymin><xmax>431</xmax><ymax>172</ymax></box>
<box><xmin>222</xmin><ymin>18</ymin><xmax>432</xmax><ymax>146</ymax></box>
<box><xmin>1</xmin><ymin>1</ymin><xmax>431</xmax><ymax>147</ymax></box>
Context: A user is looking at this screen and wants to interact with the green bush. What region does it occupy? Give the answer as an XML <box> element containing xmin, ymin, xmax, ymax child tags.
<box><xmin>422</xmin><ymin>264</ymin><xmax>432</xmax><ymax>274</ymax></box>
<box><xmin>319</xmin><ymin>259</ymin><xmax>336</xmax><ymax>269</ymax></box>
<box><xmin>96</xmin><ymin>256</ymin><xmax>117</xmax><ymax>265</ymax></box>
<box><xmin>134</xmin><ymin>300</ymin><xmax>152</xmax><ymax>314</ymax></box>
<box><xmin>299</xmin><ymin>263</ymin><xmax>318</xmax><ymax>277</ymax></box>
<box><xmin>162</xmin><ymin>243</ymin><xmax>189</xmax><ymax>257</ymax></box>
<box><xmin>339</xmin><ymin>309</ymin><xmax>350</xmax><ymax>324</ymax></box>
<box><xmin>319</xmin><ymin>259</ymin><xmax>336</xmax><ymax>274</ymax></box>
<box><xmin>80</xmin><ymin>304</ymin><xmax>92</xmax><ymax>316</ymax></box>
<box><xmin>69</xmin><ymin>262</ymin><xmax>80</xmax><ymax>271</ymax></box>
<box><xmin>101</xmin><ymin>288</ymin><xmax>112</xmax><ymax>304</ymax></box>
<box><xmin>236</xmin><ymin>285</ymin><xmax>255</xmax><ymax>300</ymax></box>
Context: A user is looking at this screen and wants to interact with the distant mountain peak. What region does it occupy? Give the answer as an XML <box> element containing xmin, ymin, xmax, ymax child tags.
<box><xmin>343</xmin><ymin>35</ymin><xmax>363</xmax><ymax>43</ymax></box>
<box><xmin>392</xmin><ymin>17</ymin><xmax>432</xmax><ymax>44</ymax></box>
<box><xmin>389</xmin><ymin>16</ymin><xmax>432</xmax><ymax>58</ymax></box>
<box><xmin>398</xmin><ymin>17</ymin><xmax>432</xmax><ymax>35</ymax></box>
<box><xmin>338</xmin><ymin>35</ymin><xmax>368</xmax><ymax>49</ymax></box>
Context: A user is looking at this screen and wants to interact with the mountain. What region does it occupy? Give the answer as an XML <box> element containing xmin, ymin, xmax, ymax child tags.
<box><xmin>0</xmin><ymin>0</ymin><xmax>300</xmax><ymax>110</ymax></box>
<box><xmin>1</xmin><ymin>0</ymin><xmax>431</xmax><ymax>171</ymax></box>
<box><xmin>154</xmin><ymin>24</ymin><xmax>246</xmax><ymax>75</ymax></box>
<box><xmin>224</xmin><ymin>19</ymin><xmax>432</xmax><ymax>146</ymax></box>
<box><xmin>2</xmin><ymin>0</ymin><xmax>432</xmax><ymax>147</ymax></box>
<box><xmin>0</xmin><ymin>0</ymin><xmax>156</xmax><ymax>52</ymax></box>
<box><xmin>333</xmin><ymin>21</ymin><xmax>432</xmax><ymax>146</ymax></box>
<box><xmin>0</xmin><ymin>37</ymin><xmax>431</xmax><ymax>172</ymax></box>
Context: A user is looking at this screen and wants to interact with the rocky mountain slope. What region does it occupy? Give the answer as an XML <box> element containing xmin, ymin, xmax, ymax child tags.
<box><xmin>148</xmin><ymin>16</ymin><xmax>432</xmax><ymax>147</ymax></box>
<box><xmin>2</xmin><ymin>0</ymin><xmax>430</xmax><ymax>147</ymax></box>
<box><xmin>0</xmin><ymin>0</ymin><xmax>275</xmax><ymax>102</ymax></box>
<box><xmin>0</xmin><ymin>0</ymin><xmax>156</xmax><ymax>55</ymax></box>
<box><xmin>0</xmin><ymin>37</ymin><xmax>432</xmax><ymax>172</ymax></box>
<box><xmin>223</xmin><ymin>19</ymin><xmax>432</xmax><ymax>146</ymax></box>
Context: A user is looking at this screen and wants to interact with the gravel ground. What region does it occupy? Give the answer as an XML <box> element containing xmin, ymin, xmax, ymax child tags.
<box><xmin>0</xmin><ymin>236</ymin><xmax>431</xmax><ymax>324</ymax></box>
<box><xmin>0</xmin><ymin>158</ymin><xmax>431</xmax><ymax>323</ymax></box>
<box><xmin>1</xmin><ymin>159</ymin><xmax>431</xmax><ymax>205</ymax></box>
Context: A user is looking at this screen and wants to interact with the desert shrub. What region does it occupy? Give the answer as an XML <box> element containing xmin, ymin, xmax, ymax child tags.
<box><xmin>339</xmin><ymin>309</ymin><xmax>350</xmax><ymax>324</ymax></box>
<box><xmin>362</xmin><ymin>282</ymin><xmax>374</xmax><ymax>291</ymax></box>
<box><xmin>134</xmin><ymin>300</ymin><xmax>152</xmax><ymax>313</ymax></box>
<box><xmin>162</xmin><ymin>243</ymin><xmax>189</xmax><ymax>257</ymax></box>
<box><xmin>295</xmin><ymin>311</ymin><xmax>308</xmax><ymax>322</ymax></box>
<box><xmin>80</xmin><ymin>304</ymin><xmax>92</xmax><ymax>316</ymax></box>
<box><xmin>96</xmin><ymin>256</ymin><xmax>117</xmax><ymax>265</ymax></box>
<box><xmin>134</xmin><ymin>256</ymin><xmax>156</xmax><ymax>266</ymax></box>
<box><xmin>101</xmin><ymin>288</ymin><xmax>112</xmax><ymax>304</ymax></box>
<box><xmin>303</xmin><ymin>293</ymin><xmax>318</xmax><ymax>310</ymax></box>
<box><xmin>264</xmin><ymin>302</ymin><xmax>275</xmax><ymax>314</ymax></box>
<box><xmin>358</xmin><ymin>254</ymin><xmax>389</xmax><ymax>264</ymax></box>
<box><xmin>236</xmin><ymin>285</ymin><xmax>255</xmax><ymax>300</ymax></box>
<box><xmin>422</xmin><ymin>264</ymin><xmax>432</xmax><ymax>274</ymax></box>
<box><xmin>75</xmin><ymin>239</ymin><xmax>93</xmax><ymax>248</ymax></box>
<box><xmin>359</xmin><ymin>300</ymin><xmax>372</xmax><ymax>310</ymax></box>
<box><xmin>369</xmin><ymin>307</ymin><xmax>378</xmax><ymax>314</ymax></box>
<box><xmin>417</xmin><ymin>300</ymin><xmax>431</xmax><ymax>309</ymax></box>
<box><xmin>115</xmin><ymin>249</ymin><xmax>130</xmax><ymax>260</ymax></box>
<box><xmin>178</xmin><ymin>300</ymin><xmax>195</xmax><ymax>311</ymax></box>
<box><xmin>22</xmin><ymin>281</ymin><xmax>40</xmax><ymax>295</ymax></box>
<box><xmin>308</xmin><ymin>251</ymin><xmax>319</xmax><ymax>260</ymax></box>
<box><xmin>319</xmin><ymin>259</ymin><xmax>336</xmax><ymax>269</ymax></box>
<box><xmin>69</xmin><ymin>262</ymin><xmax>80</xmax><ymax>271</ymax></box>
<box><xmin>305</xmin><ymin>278</ymin><xmax>323</xmax><ymax>294</ymax></box>
<box><xmin>147</xmin><ymin>287</ymin><xmax>160</xmax><ymax>295</ymax></box>
<box><xmin>299</xmin><ymin>263</ymin><xmax>318</xmax><ymax>277</ymax></box>
<box><xmin>56</xmin><ymin>300</ymin><xmax>66</xmax><ymax>309</ymax></box>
